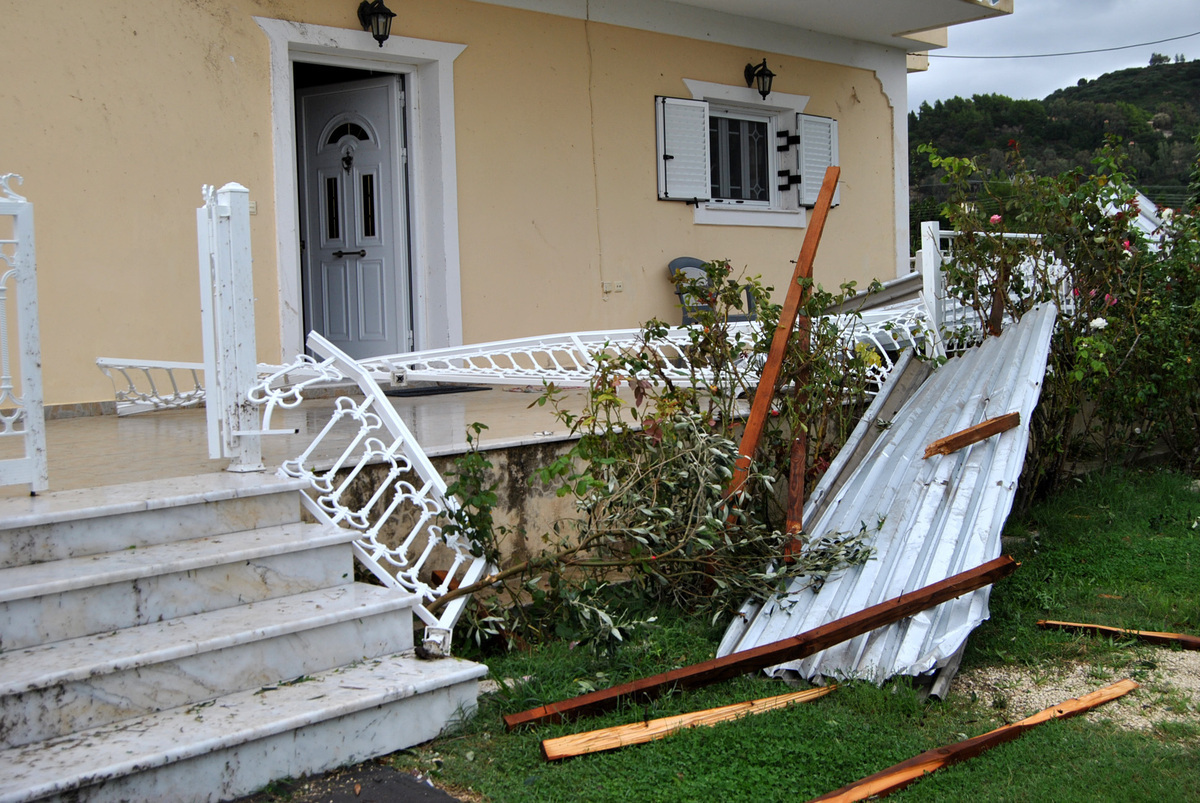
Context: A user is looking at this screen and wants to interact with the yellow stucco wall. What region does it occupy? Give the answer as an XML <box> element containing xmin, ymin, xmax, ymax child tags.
<box><xmin>1</xmin><ymin>0</ymin><xmax>897</xmax><ymax>406</ymax></box>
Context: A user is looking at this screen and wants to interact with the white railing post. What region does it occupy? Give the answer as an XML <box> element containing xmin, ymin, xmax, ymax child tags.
<box><xmin>198</xmin><ymin>183</ymin><xmax>263</xmax><ymax>472</ymax></box>
<box><xmin>0</xmin><ymin>174</ymin><xmax>48</xmax><ymax>493</ymax></box>
<box><xmin>919</xmin><ymin>220</ymin><xmax>947</xmax><ymax>360</ymax></box>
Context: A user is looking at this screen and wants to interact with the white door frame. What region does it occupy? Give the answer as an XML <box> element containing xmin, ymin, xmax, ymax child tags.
<box><xmin>255</xmin><ymin>17</ymin><xmax>465</xmax><ymax>359</ymax></box>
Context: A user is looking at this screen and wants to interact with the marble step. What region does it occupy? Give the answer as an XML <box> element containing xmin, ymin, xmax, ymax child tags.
<box><xmin>0</xmin><ymin>522</ymin><xmax>358</xmax><ymax>651</ymax></box>
<box><xmin>0</xmin><ymin>583</ymin><xmax>420</xmax><ymax>749</ymax></box>
<box><xmin>0</xmin><ymin>652</ymin><xmax>488</xmax><ymax>803</ymax></box>
<box><xmin>0</xmin><ymin>474</ymin><xmax>308</xmax><ymax>569</ymax></box>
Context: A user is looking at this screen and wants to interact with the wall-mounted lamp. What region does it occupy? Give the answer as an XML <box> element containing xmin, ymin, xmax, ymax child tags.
<box><xmin>744</xmin><ymin>59</ymin><xmax>776</xmax><ymax>100</ymax></box>
<box><xmin>358</xmin><ymin>0</ymin><xmax>397</xmax><ymax>47</ymax></box>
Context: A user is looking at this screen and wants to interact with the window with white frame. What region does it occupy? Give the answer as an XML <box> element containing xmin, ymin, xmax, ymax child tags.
<box><xmin>656</xmin><ymin>84</ymin><xmax>838</xmax><ymax>226</ymax></box>
<box><xmin>709</xmin><ymin>106</ymin><xmax>772</xmax><ymax>205</ymax></box>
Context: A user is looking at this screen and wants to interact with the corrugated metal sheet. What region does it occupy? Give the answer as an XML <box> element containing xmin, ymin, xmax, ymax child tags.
<box><xmin>717</xmin><ymin>304</ymin><xmax>1058</xmax><ymax>684</ymax></box>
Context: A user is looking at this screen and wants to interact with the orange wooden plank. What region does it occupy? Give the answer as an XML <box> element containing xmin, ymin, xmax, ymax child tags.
<box><xmin>727</xmin><ymin>166</ymin><xmax>840</xmax><ymax>498</ymax></box>
<box><xmin>810</xmin><ymin>679</ymin><xmax>1138</xmax><ymax>801</ymax></box>
<box><xmin>540</xmin><ymin>685</ymin><xmax>835</xmax><ymax>761</ymax></box>
<box><xmin>923</xmin><ymin>412</ymin><xmax>1020</xmax><ymax>459</ymax></box>
<box><xmin>503</xmin><ymin>555</ymin><xmax>1016</xmax><ymax>730</ymax></box>
<box><xmin>1037</xmin><ymin>619</ymin><xmax>1200</xmax><ymax>651</ymax></box>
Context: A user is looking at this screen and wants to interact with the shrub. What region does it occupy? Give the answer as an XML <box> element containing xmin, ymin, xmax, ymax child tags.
<box><xmin>920</xmin><ymin>139</ymin><xmax>1200</xmax><ymax>500</ymax></box>
<box><xmin>436</xmin><ymin>259</ymin><xmax>882</xmax><ymax>654</ymax></box>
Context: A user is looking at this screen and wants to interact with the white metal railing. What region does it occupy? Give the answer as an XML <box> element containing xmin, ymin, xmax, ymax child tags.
<box><xmin>919</xmin><ymin>221</ymin><xmax>1072</xmax><ymax>357</ymax></box>
<box><xmin>0</xmin><ymin>174</ymin><xmax>48</xmax><ymax>492</ymax></box>
<box><xmin>96</xmin><ymin>359</ymin><xmax>206</xmax><ymax>415</ymax></box>
<box><xmin>98</xmin><ymin>309</ymin><xmax>930</xmax><ymax>417</ymax></box>
<box><xmin>366</xmin><ymin>316</ymin><xmax>925</xmax><ymax>392</ymax></box>
<box><xmin>197</xmin><ymin>183</ymin><xmax>262</xmax><ymax>472</ymax></box>
<box><xmin>250</xmin><ymin>332</ymin><xmax>494</xmax><ymax>656</ymax></box>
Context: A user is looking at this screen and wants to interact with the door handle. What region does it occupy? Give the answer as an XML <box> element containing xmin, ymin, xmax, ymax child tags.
<box><xmin>332</xmin><ymin>249</ymin><xmax>367</xmax><ymax>258</ymax></box>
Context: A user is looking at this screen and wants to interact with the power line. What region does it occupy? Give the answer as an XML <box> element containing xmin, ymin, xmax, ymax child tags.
<box><xmin>928</xmin><ymin>29</ymin><xmax>1200</xmax><ymax>59</ymax></box>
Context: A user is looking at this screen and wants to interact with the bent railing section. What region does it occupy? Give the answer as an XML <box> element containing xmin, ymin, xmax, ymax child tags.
<box><xmin>251</xmin><ymin>332</ymin><xmax>494</xmax><ymax>656</ymax></box>
<box><xmin>0</xmin><ymin>174</ymin><xmax>47</xmax><ymax>492</ymax></box>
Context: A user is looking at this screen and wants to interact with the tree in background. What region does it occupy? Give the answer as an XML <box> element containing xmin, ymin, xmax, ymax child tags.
<box><xmin>910</xmin><ymin>59</ymin><xmax>1200</xmax><ymax>246</ymax></box>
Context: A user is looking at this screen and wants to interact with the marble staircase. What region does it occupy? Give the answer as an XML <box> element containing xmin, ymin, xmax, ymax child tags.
<box><xmin>0</xmin><ymin>473</ymin><xmax>487</xmax><ymax>803</ymax></box>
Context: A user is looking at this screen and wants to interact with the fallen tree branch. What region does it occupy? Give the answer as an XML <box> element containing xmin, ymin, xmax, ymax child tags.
<box><xmin>541</xmin><ymin>685</ymin><xmax>835</xmax><ymax>761</ymax></box>
<box><xmin>1037</xmin><ymin>619</ymin><xmax>1200</xmax><ymax>650</ymax></box>
<box><xmin>809</xmin><ymin>679</ymin><xmax>1138</xmax><ymax>801</ymax></box>
<box><xmin>503</xmin><ymin>555</ymin><xmax>1017</xmax><ymax>729</ymax></box>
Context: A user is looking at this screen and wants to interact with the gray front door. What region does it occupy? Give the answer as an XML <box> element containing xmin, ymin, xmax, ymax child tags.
<box><xmin>298</xmin><ymin>75</ymin><xmax>411</xmax><ymax>358</ymax></box>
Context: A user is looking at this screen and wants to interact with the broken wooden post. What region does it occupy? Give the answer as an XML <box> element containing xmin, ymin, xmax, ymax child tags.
<box><xmin>810</xmin><ymin>679</ymin><xmax>1138</xmax><ymax>801</ymax></box>
<box><xmin>784</xmin><ymin>310</ymin><xmax>813</xmax><ymax>558</ymax></box>
<box><xmin>541</xmin><ymin>685</ymin><xmax>834</xmax><ymax>761</ymax></box>
<box><xmin>1037</xmin><ymin>620</ymin><xmax>1200</xmax><ymax>651</ymax></box>
<box><xmin>923</xmin><ymin>412</ymin><xmax>1020</xmax><ymax>459</ymax></box>
<box><xmin>503</xmin><ymin>555</ymin><xmax>1017</xmax><ymax>730</ymax></box>
<box><xmin>727</xmin><ymin>166</ymin><xmax>840</xmax><ymax>501</ymax></box>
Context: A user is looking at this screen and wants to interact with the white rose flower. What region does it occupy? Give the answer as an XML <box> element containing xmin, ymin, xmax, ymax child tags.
<box><xmin>1089</xmin><ymin>317</ymin><xmax>1108</xmax><ymax>330</ymax></box>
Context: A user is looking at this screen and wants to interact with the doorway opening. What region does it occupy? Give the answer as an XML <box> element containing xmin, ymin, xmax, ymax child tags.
<box><xmin>295</xmin><ymin>63</ymin><xmax>413</xmax><ymax>359</ymax></box>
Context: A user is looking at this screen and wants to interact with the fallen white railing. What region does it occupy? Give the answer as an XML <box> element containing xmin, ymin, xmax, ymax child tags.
<box><xmin>96</xmin><ymin>359</ymin><xmax>207</xmax><ymax>415</ymax></box>
<box><xmin>250</xmin><ymin>332</ymin><xmax>494</xmax><ymax>656</ymax></box>
<box><xmin>99</xmin><ymin>303</ymin><xmax>930</xmax><ymax>415</ymax></box>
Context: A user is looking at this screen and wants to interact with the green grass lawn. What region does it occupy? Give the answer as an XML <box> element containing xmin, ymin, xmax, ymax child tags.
<box><xmin>394</xmin><ymin>469</ymin><xmax>1200</xmax><ymax>802</ymax></box>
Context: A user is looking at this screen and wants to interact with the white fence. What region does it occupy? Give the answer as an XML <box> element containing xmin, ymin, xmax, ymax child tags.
<box><xmin>0</xmin><ymin>174</ymin><xmax>48</xmax><ymax>493</ymax></box>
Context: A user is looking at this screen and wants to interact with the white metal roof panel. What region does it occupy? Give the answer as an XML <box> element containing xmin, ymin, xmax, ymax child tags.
<box><xmin>718</xmin><ymin>303</ymin><xmax>1057</xmax><ymax>684</ymax></box>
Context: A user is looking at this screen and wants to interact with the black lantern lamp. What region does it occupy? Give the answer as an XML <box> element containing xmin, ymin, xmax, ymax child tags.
<box><xmin>358</xmin><ymin>0</ymin><xmax>397</xmax><ymax>47</ymax></box>
<box><xmin>744</xmin><ymin>59</ymin><xmax>776</xmax><ymax>100</ymax></box>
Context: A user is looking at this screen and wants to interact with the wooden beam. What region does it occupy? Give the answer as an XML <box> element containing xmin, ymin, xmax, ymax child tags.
<box><xmin>503</xmin><ymin>555</ymin><xmax>1017</xmax><ymax>730</ymax></box>
<box><xmin>540</xmin><ymin>685</ymin><xmax>835</xmax><ymax>761</ymax></box>
<box><xmin>727</xmin><ymin>166</ymin><xmax>840</xmax><ymax>499</ymax></box>
<box><xmin>1037</xmin><ymin>620</ymin><xmax>1200</xmax><ymax>651</ymax></box>
<box><xmin>810</xmin><ymin>679</ymin><xmax>1138</xmax><ymax>801</ymax></box>
<box><xmin>923</xmin><ymin>412</ymin><xmax>1020</xmax><ymax>459</ymax></box>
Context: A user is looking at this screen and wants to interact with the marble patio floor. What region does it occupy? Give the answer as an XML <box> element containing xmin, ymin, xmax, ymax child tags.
<box><xmin>0</xmin><ymin>385</ymin><xmax>590</xmax><ymax>498</ymax></box>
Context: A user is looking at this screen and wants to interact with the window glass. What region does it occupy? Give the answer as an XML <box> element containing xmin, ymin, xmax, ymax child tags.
<box><xmin>709</xmin><ymin>113</ymin><xmax>769</xmax><ymax>202</ymax></box>
<box><xmin>326</xmin><ymin>122</ymin><xmax>370</xmax><ymax>145</ymax></box>
<box><xmin>325</xmin><ymin>176</ymin><xmax>340</xmax><ymax>241</ymax></box>
<box><xmin>361</xmin><ymin>173</ymin><xmax>376</xmax><ymax>239</ymax></box>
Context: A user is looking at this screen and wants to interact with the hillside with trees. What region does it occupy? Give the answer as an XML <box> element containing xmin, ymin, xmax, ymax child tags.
<box><xmin>909</xmin><ymin>56</ymin><xmax>1200</xmax><ymax>233</ymax></box>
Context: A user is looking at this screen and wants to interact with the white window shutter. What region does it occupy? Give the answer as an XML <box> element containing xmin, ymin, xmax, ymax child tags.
<box><xmin>797</xmin><ymin>113</ymin><xmax>839</xmax><ymax>208</ymax></box>
<box><xmin>656</xmin><ymin>96</ymin><xmax>711</xmax><ymax>202</ymax></box>
<box><xmin>775</xmin><ymin>124</ymin><xmax>800</xmax><ymax>211</ymax></box>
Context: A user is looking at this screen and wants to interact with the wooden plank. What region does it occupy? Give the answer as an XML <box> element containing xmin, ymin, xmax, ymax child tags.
<box><xmin>541</xmin><ymin>685</ymin><xmax>835</xmax><ymax>761</ymax></box>
<box><xmin>503</xmin><ymin>555</ymin><xmax>1017</xmax><ymax>730</ymax></box>
<box><xmin>923</xmin><ymin>412</ymin><xmax>1020</xmax><ymax>459</ymax></box>
<box><xmin>1037</xmin><ymin>619</ymin><xmax>1200</xmax><ymax>651</ymax></box>
<box><xmin>810</xmin><ymin>679</ymin><xmax>1138</xmax><ymax>801</ymax></box>
<box><xmin>727</xmin><ymin>166</ymin><xmax>840</xmax><ymax>498</ymax></box>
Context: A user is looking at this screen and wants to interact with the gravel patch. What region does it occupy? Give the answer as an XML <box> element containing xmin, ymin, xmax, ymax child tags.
<box><xmin>952</xmin><ymin>647</ymin><xmax>1200</xmax><ymax>732</ymax></box>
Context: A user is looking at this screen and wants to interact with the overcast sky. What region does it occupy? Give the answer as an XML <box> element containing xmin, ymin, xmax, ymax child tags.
<box><xmin>908</xmin><ymin>0</ymin><xmax>1200</xmax><ymax>113</ymax></box>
